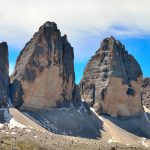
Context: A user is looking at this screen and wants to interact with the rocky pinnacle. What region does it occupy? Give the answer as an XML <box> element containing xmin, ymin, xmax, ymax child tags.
<box><xmin>0</xmin><ymin>42</ymin><xmax>9</xmax><ymax>107</ymax></box>
<box><xmin>80</xmin><ymin>36</ymin><xmax>144</xmax><ymax>117</ymax></box>
<box><xmin>10</xmin><ymin>21</ymin><xmax>80</xmax><ymax>110</ymax></box>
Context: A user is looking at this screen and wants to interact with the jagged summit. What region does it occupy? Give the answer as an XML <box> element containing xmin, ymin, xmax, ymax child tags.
<box><xmin>36</xmin><ymin>22</ymin><xmax>60</xmax><ymax>39</ymax></box>
<box><xmin>97</xmin><ymin>36</ymin><xmax>125</xmax><ymax>54</ymax></box>
<box><xmin>95</xmin><ymin>36</ymin><xmax>142</xmax><ymax>82</ymax></box>
<box><xmin>43</xmin><ymin>21</ymin><xmax>57</xmax><ymax>27</ymax></box>
<box><xmin>0</xmin><ymin>41</ymin><xmax>8</xmax><ymax>47</ymax></box>
<box><xmin>98</xmin><ymin>36</ymin><xmax>125</xmax><ymax>52</ymax></box>
<box><xmin>37</xmin><ymin>21</ymin><xmax>59</xmax><ymax>33</ymax></box>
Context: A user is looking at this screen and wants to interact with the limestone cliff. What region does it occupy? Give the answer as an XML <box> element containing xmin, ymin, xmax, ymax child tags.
<box><xmin>0</xmin><ymin>42</ymin><xmax>9</xmax><ymax>107</ymax></box>
<box><xmin>10</xmin><ymin>21</ymin><xmax>78</xmax><ymax>110</ymax></box>
<box><xmin>80</xmin><ymin>36</ymin><xmax>144</xmax><ymax>117</ymax></box>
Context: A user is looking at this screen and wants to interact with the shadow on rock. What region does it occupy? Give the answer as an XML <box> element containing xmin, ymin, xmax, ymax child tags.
<box><xmin>26</xmin><ymin>104</ymin><xmax>104</xmax><ymax>139</ymax></box>
<box><xmin>102</xmin><ymin>113</ymin><xmax>150</xmax><ymax>139</ymax></box>
<box><xmin>0</xmin><ymin>108</ymin><xmax>12</xmax><ymax>123</ymax></box>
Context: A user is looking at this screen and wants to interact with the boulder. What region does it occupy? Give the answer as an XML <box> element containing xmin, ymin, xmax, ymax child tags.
<box><xmin>0</xmin><ymin>42</ymin><xmax>9</xmax><ymax>108</ymax></box>
<box><xmin>142</xmin><ymin>78</ymin><xmax>150</xmax><ymax>109</ymax></box>
<box><xmin>80</xmin><ymin>36</ymin><xmax>144</xmax><ymax>117</ymax></box>
<box><xmin>10</xmin><ymin>21</ymin><xmax>80</xmax><ymax>110</ymax></box>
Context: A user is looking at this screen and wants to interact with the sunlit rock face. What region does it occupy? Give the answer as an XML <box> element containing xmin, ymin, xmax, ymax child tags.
<box><xmin>80</xmin><ymin>36</ymin><xmax>144</xmax><ymax>117</ymax></box>
<box><xmin>10</xmin><ymin>21</ymin><xmax>77</xmax><ymax>110</ymax></box>
<box><xmin>0</xmin><ymin>42</ymin><xmax>9</xmax><ymax>108</ymax></box>
<box><xmin>142</xmin><ymin>78</ymin><xmax>150</xmax><ymax>110</ymax></box>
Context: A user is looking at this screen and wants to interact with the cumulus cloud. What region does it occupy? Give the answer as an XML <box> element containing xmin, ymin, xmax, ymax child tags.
<box><xmin>0</xmin><ymin>0</ymin><xmax>150</xmax><ymax>57</ymax></box>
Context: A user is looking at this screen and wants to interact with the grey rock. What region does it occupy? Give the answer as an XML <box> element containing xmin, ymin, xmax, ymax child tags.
<box><xmin>80</xmin><ymin>36</ymin><xmax>143</xmax><ymax>117</ymax></box>
<box><xmin>71</xmin><ymin>84</ymin><xmax>82</xmax><ymax>109</ymax></box>
<box><xmin>142</xmin><ymin>78</ymin><xmax>150</xmax><ymax>109</ymax></box>
<box><xmin>0</xmin><ymin>109</ymin><xmax>4</xmax><ymax>122</ymax></box>
<box><xmin>27</xmin><ymin>107</ymin><xmax>102</xmax><ymax>138</ymax></box>
<box><xmin>0</xmin><ymin>42</ymin><xmax>9</xmax><ymax>108</ymax></box>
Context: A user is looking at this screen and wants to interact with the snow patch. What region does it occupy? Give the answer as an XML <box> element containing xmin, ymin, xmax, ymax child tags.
<box><xmin>141</xmin><ymin>140</ymin><xmax>149</xmax><ymax>148</ymax></box>
<box><xmin>1</xmin><ymin>108</ymin><xmax>27</xmax><ymax>129</ymax></box>
<box><xmin>144</xmin><ymin>106</ymin><xmax>150</xmax><ymax>113</ymax></box>
<box><xmin>81</xmin><ymin>99</ymin><xmax>85</xmax><ymax>102</ymax></box>
<box><xmin>90</xmin><ymin>108</ymin><xmax>105</xmax><ymax>121</ymax></box>
<box><xmin>0</xmin><ymin>123</ymin><xmax>4</xmax><ymax>129</ymax></box>
<box><xmin>8</xmin><ymin>118</ymin><xmax>27</xmax><ymax>129</ymax></box>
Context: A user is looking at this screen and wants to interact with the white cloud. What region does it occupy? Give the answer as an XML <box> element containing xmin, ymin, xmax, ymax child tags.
<box><xmin>0</xmin><ymin>0</ymin><xmax>150</xmax><ymax>56</ymax></box>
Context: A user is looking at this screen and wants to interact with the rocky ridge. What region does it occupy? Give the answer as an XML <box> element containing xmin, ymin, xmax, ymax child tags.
<box><xmin>80</xmin><ymin>36</ymin><xmax>144</xmax><ymax>117</ymax></box>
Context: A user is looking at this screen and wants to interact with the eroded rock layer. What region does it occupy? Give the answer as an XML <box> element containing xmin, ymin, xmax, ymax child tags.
<box><xmin>11</xmin><ymin>22</ymin><xmax>77</xmax><ymax>110</ymax></box>
<box><xmin>80</xmin><ymin>36</ymin><xmax>143</xmax><ymax>117</ymax></box>
<box><xmin>0</xmin><ymin>42</ymin><xmax>9</xmax><ymax>107</ymax></box>
<box><xmin>142</xmin><ymin>78</ymin><xmax>150</xmax><ymax>109</ymax></box>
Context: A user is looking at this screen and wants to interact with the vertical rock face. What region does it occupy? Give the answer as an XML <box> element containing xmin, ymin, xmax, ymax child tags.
<box><xmin>71</xmin><ymin>84</ymin><xmax>82</xmax><ymax>109</ymax></box>
<box><xmin>11</xmin><ymin>21</ymin><xmax>77</xmax><ymax>110</ymax></box>
<box><xmin>0</xmin><ymin>109</ymin><xmax>4</xmax><ymax>122</ymax></box>
<box><xmin>142</xmin><ymin>78</ymin><xmax>150</xmax><ymax>109</ymax></box>
<box><xmin>80</xmin><ymin>36</ymin><xmax>144</xmax><ymax>117</ymax></box>
<box><xmin>0</xmin><ymin>42</ymin><xmax>9</xmax><ymax>108</ymax></box>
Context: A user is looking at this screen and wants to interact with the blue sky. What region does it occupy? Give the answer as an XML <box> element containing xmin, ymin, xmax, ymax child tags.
<box><xmin>0</xmin><ymin>0</ymin><xmax>150</xmax><ymax>84</ymax></box>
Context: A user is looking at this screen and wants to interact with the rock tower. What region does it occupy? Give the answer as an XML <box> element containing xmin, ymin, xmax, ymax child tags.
<box><xmin>80</xmin><ymin>36</ymin><xmax>143</xmax><ymax>117</ymax></box>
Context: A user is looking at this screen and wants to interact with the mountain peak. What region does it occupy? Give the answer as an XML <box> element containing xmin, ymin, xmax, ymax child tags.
<box><xmin>80</xmin><ymin>37</ymin><xmax>143</xmax><ymax>117</ymax></box>
<box><xmin>42</xmin><ymin>21</ymin><xmax>57</xmax><ymax>29</ymax></box>
<box><xmin>10</xmin><ymin>22</ymin><xmax>80</xmax><ymax>110</ymax></box>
